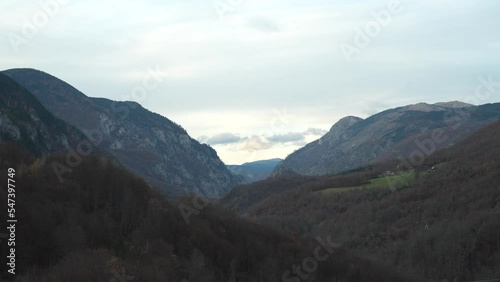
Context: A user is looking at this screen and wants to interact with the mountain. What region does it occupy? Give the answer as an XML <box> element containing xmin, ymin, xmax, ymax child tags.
<box><xmin>0</xmin><ymin>73</ymin><xmax>87</xmax><ymax>156</ymax></box>
<box><xmin>273</xmin><ymin>102</ymin><xmax>500</xmax><ymax>176</ymax></box>
<box><xmin>221</xmin><ymin>120</ymin><xmax>500</xmax><ymax>281</ymax></box>
<box><xmin>433</xmin><ymin>101</ymin><xmax>473</xmax><ymax>108</ymax></box>
<box><xmin>4</xmin><ymin>68</ymin><xmax>240</xmax><ymax>199</ymax></box>
<box><xmin>227</xmin><ymin>158</ymin><xmax>282</xmax><ymax>183</ymax></box>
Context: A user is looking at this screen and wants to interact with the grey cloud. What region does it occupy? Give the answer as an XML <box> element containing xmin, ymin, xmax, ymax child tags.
<box><xmin>197</xmin><ymin>135</ymin><xmax>209</xmax><ymax>143</ymax></box>
<box><xmin>266</xmin><ymin>128</ymin><xmax>327</xmax><ymax>144</ymax></box>
<box><xmin>246</xmin><ymin>16</ymin><xmax>281</xmax><ymax>33</ymax></box>
<box><xmin>205</xmin><ymin>132</ymin><xmax>241</xmax><ymax>145</ymax></box>
<box><xmin>267</xmin><ymin>132</ymin><xmax>304</xmax><ymax>143</ymax></box>
<box><xmin>304</xmin><ymin>128</ymin><xmax>328</xmax><ymax>136</ymax></box>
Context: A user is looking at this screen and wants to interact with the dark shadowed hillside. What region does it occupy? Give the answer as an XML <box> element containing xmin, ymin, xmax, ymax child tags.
<box><xmin>0</xmin><ymin>142</ymin><xmax>421</xmax><ymax>282</ymax></box>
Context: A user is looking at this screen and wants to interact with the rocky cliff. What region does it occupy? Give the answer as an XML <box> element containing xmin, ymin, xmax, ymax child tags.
<box><xmin>4</xmin><ymin>68</ymin><xmax>240</xmax><ymax>198</ymax></box>
<box><xmin>0</xmin><ymin>73</ymin><xmax>86</xmax><ymax>156</ymax></box>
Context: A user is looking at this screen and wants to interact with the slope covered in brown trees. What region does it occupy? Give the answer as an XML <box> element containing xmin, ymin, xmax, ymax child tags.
<box><xmin>222</xmin><ymin>121</ymin><xmax>500</xmax><ymax>281</ymax></box>
<box><xmin>0</xmin><ymin>142</ymin><xmax>421</xmax><ymax>282</ymax></box>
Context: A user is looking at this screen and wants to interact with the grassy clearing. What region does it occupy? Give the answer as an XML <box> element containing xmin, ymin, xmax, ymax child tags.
<box><xmin>318</xmin><ymin>170</ymin><xmax>420</xmax><ymax>195</ymax></box>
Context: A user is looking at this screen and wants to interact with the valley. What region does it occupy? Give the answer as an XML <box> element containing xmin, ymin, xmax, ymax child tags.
<box><xmin>0</xmin><ymin>69</ymin><xmax>499</xmax><ymax>282</ymax></box>
<box><xmin>221</xmin><ymin>121</ymin><xmax>500</xmax><ymax>281</ymax></box>
<box><xmin>2</xmin><ymin>2</ymin><xmax>499</xmax><ymax>281</ymax></box>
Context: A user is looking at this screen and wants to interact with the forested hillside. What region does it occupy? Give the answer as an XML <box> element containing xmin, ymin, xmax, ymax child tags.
<box><xmin>222</xmin><ymin>121</ymin><xmax>500</xmax><ymax>281</ymax></box>
<box><xmin>0</xmin><ymin>142</ymin><xmax>419</xmax><ymax>282</ymax></box>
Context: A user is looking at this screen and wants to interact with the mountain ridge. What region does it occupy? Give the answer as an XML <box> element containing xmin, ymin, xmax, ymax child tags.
<box><xmin>0</xmin><ymin>72</ymin><xmax>89</xmax><ymax>156</ymax></box>
<box><xmin>4</xmin><ymin>68</ymin><xmax>240</xmax><ymax>199</ymax></box>
<box><xmin>227</xmin><ymin>158</ymin><xmax>282</xmax><ymax>183</ymax></box>
<box><xmin>273</xmin><ymin>102</ymin><xmax>500</xmax><ymax>176</ymax></box>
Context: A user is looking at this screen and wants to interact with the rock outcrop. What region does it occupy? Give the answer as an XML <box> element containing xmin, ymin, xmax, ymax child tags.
<box><xmin>4</xmin><ymin>68</ymin><xmax>240</xmax><ymax>198</ymax></box>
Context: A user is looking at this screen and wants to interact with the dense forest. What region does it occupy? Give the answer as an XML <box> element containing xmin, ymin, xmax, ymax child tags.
<box><xmin>221</xmin><ymin>121</ymin><xmax>500</xmax><ymax>282</ymax></box>
<box><xmin>0</xmin><ymin>142</ymin><xmax>420</xmax><ymax>282</ymax></box>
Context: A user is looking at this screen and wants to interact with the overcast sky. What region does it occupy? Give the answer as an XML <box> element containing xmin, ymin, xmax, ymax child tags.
<box><xmin>1</xmin><ymin>0</ymin><xmax>499</xmax><ymax>164</ymax></box>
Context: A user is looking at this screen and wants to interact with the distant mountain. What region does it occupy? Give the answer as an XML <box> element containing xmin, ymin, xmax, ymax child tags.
<box><xmin>4</xmin><ymin>68</ymin><xmax>240</xmax><ymax>199</ymax></box>
<box><xmin>433</xmin><ymin>101</ymin><xmax>473</xmax><ymax>108</ymax></box>
<box><xmin>0</xmin><ymin>73</ymin><xmax>87</xmax><ymax>156</ymax></box>
<box><xmin>273</xmin><ymin>102</ymin><xmax>500</xmax><ymax>176</ymax></box>
<box><xmin>227</xmin><ymin>158</ymin><xmax>282</xmax><ymax>183</ymax></box>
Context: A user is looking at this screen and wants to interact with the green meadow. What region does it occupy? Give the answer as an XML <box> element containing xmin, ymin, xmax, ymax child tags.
<box><xmin>318</xmin><ymin>170</ymin><xmax>421</xmax><ymax>195</ymax></box>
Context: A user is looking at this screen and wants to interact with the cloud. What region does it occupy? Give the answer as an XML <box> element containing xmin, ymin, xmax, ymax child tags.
<box><xmin>304</xmin><ymin>128</ymin><xmax>328</xmax><ymax>136</ymax></box>
<box><xmin>266</xmin><ymin>128</ymin><xmax>327</xmax><ymax>144</ymax></box>
<box><xmin>267</xmin><ymin>132</ymin><xmax>305</xmax><ymax>143</ymax></box>
<box><xmin>246</xmin><ymin>16</ymin><xmax>281</xmax><ymax>33</ymax></box>
<box><xmin>240</xmin><ymin>136</ymin><xmax>273</xmax><ymax>151</ymax></box>
<box><xmin>204</xmin><ymin>132</ymin><xmax>241</xmax><ymax>145</ymax></box>
<box><xmin>198</xmin><ymin>127</ymin><xmax>326</xmax><ymax>153</ymax></box>
<box><xmin>196</xmin><ymin>135</ymin><xmax>209</xmax><ymax>143</ymax></box>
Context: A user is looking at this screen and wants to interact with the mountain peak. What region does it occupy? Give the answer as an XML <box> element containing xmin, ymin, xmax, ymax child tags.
<box><xmin>403</xmin><ymin>102</ymin><xmax>445</xmax><ymax>112</ymax></box>
<box><xmin>434</xmin><ymin>101</ymin><xmax>474</xmax><ymax>108</ymax></box>
<box><xmin>401</xmin><ymin>101</ymin><xmax>474</xmax><ymax>113</ymax></box>
<box><xmin>325</xmin><ymin>116</ymin><xmax>363</xmax><ymax>143</ymax></box>
<box><xmin>329</xmin><ymin>116</ymin><xmax>363</xmax><ymax>132</ymax></box>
